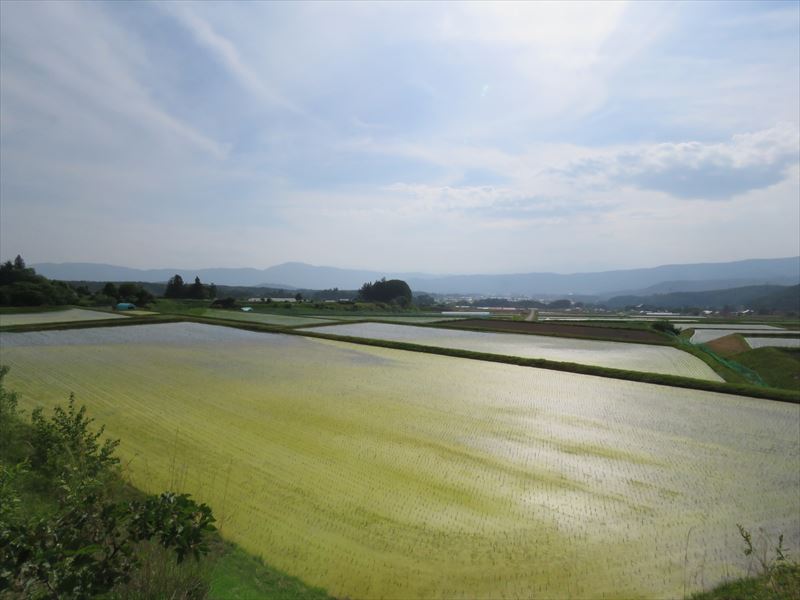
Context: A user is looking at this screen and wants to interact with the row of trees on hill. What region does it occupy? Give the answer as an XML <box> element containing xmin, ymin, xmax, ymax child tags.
<box><xmin>0</xmin><ymin>256</ymin><xmax>219</xmax><ymax>307</ymax></box>
<box><xmin>97</xmin><ymin>282</ymin><xmax>155</xmax><ymax>306</ymax></box>
<box><xmin>0</xmin><ymin>255</ymin><xmax>160</xmax><ymax>307</ymax></box>
<box><xmin>0</xmin><ymin>256</ymin><xmax>78</xmax><ymax>306</ymax></box>
<box><xmin>164</xmin><ymin>275</ymin><xmax>217</xmax><ymax>300</ymax></box>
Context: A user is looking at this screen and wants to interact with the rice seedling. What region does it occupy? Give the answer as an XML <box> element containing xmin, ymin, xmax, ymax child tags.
<box><xmin>201</xmin><ymin>308</ymin><xmax>338</xmax><ymax>327</ymax></box>
<box><xmin>306</xmin><ymin>322</ymin><xmax>723</xmax><ymax>380</ymax></box>
<box><xmin>0</xmin><ymin>307</ymin><xmax>127</xmax><ymax>327</ymax></box>
<box><xmin>1</xmin><ymin>322</ymin><xmax>797</xmax><ymax>599</ymax></box>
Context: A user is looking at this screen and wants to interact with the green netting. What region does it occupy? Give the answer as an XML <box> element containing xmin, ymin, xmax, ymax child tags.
<box><xmin>676</xmin><ymin>336</ymin><xmax>766</xmax><ymax>387</ymax></box>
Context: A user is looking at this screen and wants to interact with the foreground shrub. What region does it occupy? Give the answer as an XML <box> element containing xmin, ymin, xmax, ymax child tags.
<box><xmin>0</xmin><ymin>368</ymin><xmax>215</xmax><ymax>599</ymax></box>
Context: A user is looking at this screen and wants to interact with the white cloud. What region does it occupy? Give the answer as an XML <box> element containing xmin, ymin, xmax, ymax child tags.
<box><xmin>0</xmin><ymin>1</ymin><xmax>227</xmax><ymax>159</ymax></box>
<box><xmin>560</xmin><ymin>124</ymin><xmax>800</xmax><ymax>199</ymax></box>
<box><xmin>1</xmin><ymin>2</ymin><xmax>798</xmax><ymax>273</ymax></box>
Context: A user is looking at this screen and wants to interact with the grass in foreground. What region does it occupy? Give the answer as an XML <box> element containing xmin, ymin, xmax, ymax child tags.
<box><xmin>0</xmin><ymin>367</ymin><xmax>331</xmax><ymax>600</ymax></box>
<box><xmin>209</xmin><ymin>543</ymin><xmax>330</xmax><ymax>600</ymax></box>
<box><xmin>691</xmin><ymin>563</ymin><xmax>800</xmax><ymax>600</ymax></box>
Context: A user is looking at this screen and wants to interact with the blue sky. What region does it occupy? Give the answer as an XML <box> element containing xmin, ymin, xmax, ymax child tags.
<box><xmin>1</xmin><ymin>0</ymin><xmax>798</xmax><ymax>273</ymax></box>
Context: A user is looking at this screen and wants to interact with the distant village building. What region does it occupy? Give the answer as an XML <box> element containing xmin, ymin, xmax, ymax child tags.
<box><xmin>241</xmin><ymin>306</ymin><xmax>253</xmax><ymax>312</ymax></box>
<box><xmin>245</xmin><ymin>297</ymin><xmax>296</xmax><ymax>303</ymax></box>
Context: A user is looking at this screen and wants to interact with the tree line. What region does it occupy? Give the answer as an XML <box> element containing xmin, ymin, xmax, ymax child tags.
<box><xmin>164</xmin><ymin>275</ymin><xmax>217</xmax><ymax>300</ymax></box>
<box><xmin>0</xmin><ymin>256</ymin><xmax>78</xmax><ymax>306</ymax></box>
<box><xmin>357</xmin><ymin>278</ymin><xmax>412</xmax><ymax>307</ymax></box>
<box><xmin>0</xmin><ymin>256</ymin><xmax>222</xmax><ymax>307</ymax></box>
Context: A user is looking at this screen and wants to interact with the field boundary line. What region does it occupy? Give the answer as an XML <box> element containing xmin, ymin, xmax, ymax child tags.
<box><xmin>414</xmin><ymin>320</ymin><xmax>674</xmax><ymax>346</ymax></box>
<box><xmin>3</xmin><ymin>314</ymin><xmax>796</xmax><ymax>403</ymax></box>
<box><xmin>285</xmin><ymin>328</ymin><xmax>798</xmax><ymax>403</ymax></box>
<box><xmin>0</xmin><ymin>315</ymin><xmax>183</xmax><ymax>332</ymax></box>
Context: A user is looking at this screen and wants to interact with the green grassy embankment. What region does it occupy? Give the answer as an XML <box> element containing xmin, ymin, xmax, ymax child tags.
<box><xmin>676</xmin><ymin>340</ymin><xmax>759</xmax><ymax>386</ymax></box>
<box><xmin>209</xmin><ymin>544</ymin><xmax>331</xmax><ymax>600</ymax></box>
<box><xmin>700</xmin><ymin>335</ymin><xmax>799</xmax><ymax>392</ymax></box>
<box><xmin>732</xmin><ymin>348</ymin><xmax>800</xmax><ymax>391</ymax></box>
<box><xmin>691</xmin><ymin>564</ymin><xmax>800</xmax><ymax>600</ymax></box>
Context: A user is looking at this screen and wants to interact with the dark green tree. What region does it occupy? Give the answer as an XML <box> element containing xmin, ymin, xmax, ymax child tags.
<box><xmin>189</xmin><ymin>276</ymin><xmax>206</xmax><ymax>300</ymax></box>
<box><xmin>118</xmin><ymin>283</ymin><xmax>138</xmax><ymax>301</ymax></box>
<box><xmin>0</xmin><ymin>258</ymin><xmax>78</xmax><ymax>306</ymax></box>
<box><xmin>135</xmin><ymin>287</ymin><xmax>155</xmax><ymax>306</ymax></box>
<box><xmin>358</xmin><ymin>278</ymin><xmax>412</xmax><ymax>306</ymax></box>
<box><xmin>414</xmin><ymin>293</ymin><xmax>437</xmax><ymax>308</ymax></box>
<box><xmin>164</xmin><ymin>275</ymin><xmax>185</xmax><ymax>299</ymax></box>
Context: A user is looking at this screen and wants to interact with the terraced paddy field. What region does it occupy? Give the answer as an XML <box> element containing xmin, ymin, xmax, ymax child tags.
<box><xmin>201</xmin><ymin>310</ymin><xmax>458</xmax><ymax>327</ymax></box>
<box><xmin>2</xmin><ymin>322</ymin><xmax>797</xmax><ymax>599</ymax></box>
<box><xmin>676</xmin><ymin>324</ymin><xmax>784</xmax><ymax>330</ymax></box>
<box><xmin>0</xmin><ymin>307</ymin><xmax>127</xmax><ymax>327</ymax></box>
<box><xmin>308</xmin><ymin>322</ymin><xmax>723</xmax><ymax>381</ymax></box>
<box><xmin>438</xmin><ymin>318</ymin><xmax>667</xmax><ymax>344</ymax></box>
<box><xmin>202</xmin><ymin>308</ymin><xmax>338</xmax><ymax>327</ymax></box>
<box><xmin>745</xmin><ymin>336</ymin><xmax>800</xmax><ymax>349</ymax></box>
<box><xmin>688</xmin><ymin>328</ymin><xmax>789</xmax><ymax>344</ymax></box>
<box><xmin>315</xmin><ymin>315</ymin><xmax>460</xmax><ymax>324</ymax></box>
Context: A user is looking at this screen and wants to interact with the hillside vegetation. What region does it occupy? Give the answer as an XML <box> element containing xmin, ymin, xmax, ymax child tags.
<box><xmin>607</xmin><ymin>284</ymin><xmax>800</xmax><ymax>313</ymax></box>
<box><xmin>0</xmin><ymin>256</ymin><xmax>77</xmax><ymax>306</ymax></box>
<box><xmin>732</xmin><ymin>347</ymin><xmax>800</xmax><ymax>391</ymax></box>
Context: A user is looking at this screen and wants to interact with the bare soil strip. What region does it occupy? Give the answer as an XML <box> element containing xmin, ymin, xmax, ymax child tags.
<box><xmin>434</xmin><ymin>318</ymin><xmax>668</xmax><ymax>344</ymax></box>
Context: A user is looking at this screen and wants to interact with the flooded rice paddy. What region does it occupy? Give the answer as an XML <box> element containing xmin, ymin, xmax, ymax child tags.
<box><xmin>744</xmin><ymin>337</ymin><xmax>800</xmax><ymax>349</ymax></box>
<box><xmin>688</xmin><ymin>327</ymin><xmax>790</xmax><ymax>344</ymax></box>
<box><xmin>307</xmin><ymin>322</ymin><xmax>723</xmax><ymax>381</ymax></box>
<box><xmin>202</xmin><ymin>308</ymin><xmax>338</xmax><ymax>327</ymax></box>
<box><xmin>1</xmin><ymin>322</ymin><xmax>797</xmax><ymax>598</ymax></box>
<box><xmin>0</xmin><ymin>307</ymin><xmax>127</xmax><ymax>326</ymax></box>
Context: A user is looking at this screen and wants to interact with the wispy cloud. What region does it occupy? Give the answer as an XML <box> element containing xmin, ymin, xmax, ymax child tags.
<box><xmin>0</xmin><ymin>1</ymin><xmax>227</xmax><ymax>159</ymax></box>
<box><xmin>157</xmin><ymin>2</ymin><xmax>304</xmax><ymax>116</ymax></box>
<box><xmin>1</xmin><ymin>1</ymin><xmax>798</xmax><ymax>272</ymax></box>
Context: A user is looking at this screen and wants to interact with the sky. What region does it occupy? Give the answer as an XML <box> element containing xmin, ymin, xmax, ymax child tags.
<box><xmin>1</xmin><ymin>0</ymin><xmax>798</xmax><ymax>274</ymax></box>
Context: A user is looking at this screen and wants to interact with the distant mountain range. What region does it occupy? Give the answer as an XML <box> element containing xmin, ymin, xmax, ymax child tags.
<box><xmin>32</xmin><ymin>256</ymin><xmax>800</xmax><ymax>298</ymax></box>
<box><xmin>606</xmin><ymin>284</ymin><xmax>800</xmax><ymax>312</ymax></box>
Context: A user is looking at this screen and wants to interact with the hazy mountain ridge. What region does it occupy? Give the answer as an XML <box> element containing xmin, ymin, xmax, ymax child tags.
<box><xmin>602</xmin><ymin>277</ymin><xmax>800</xmax><ymax>298</ymax></box>
<box><xmin>606</xmin><ymin>284</ymin><xmax>800</xmax><ymax>311</ymax></box>
<box><xmin>31</xmin><ymin>256</ymin><xmax>800</xmax><ymax>296</ymax></box>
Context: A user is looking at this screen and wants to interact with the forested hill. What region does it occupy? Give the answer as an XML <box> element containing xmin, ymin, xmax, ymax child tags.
<box><xmin>32</xmin><ymin>256</ymin><xmax>800</xmax><ymax>296</ymax></box>
<box><xmin>606</xmin><ymin>284</ymin><xmax>800</xmax><ymax>312</ymax></box>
